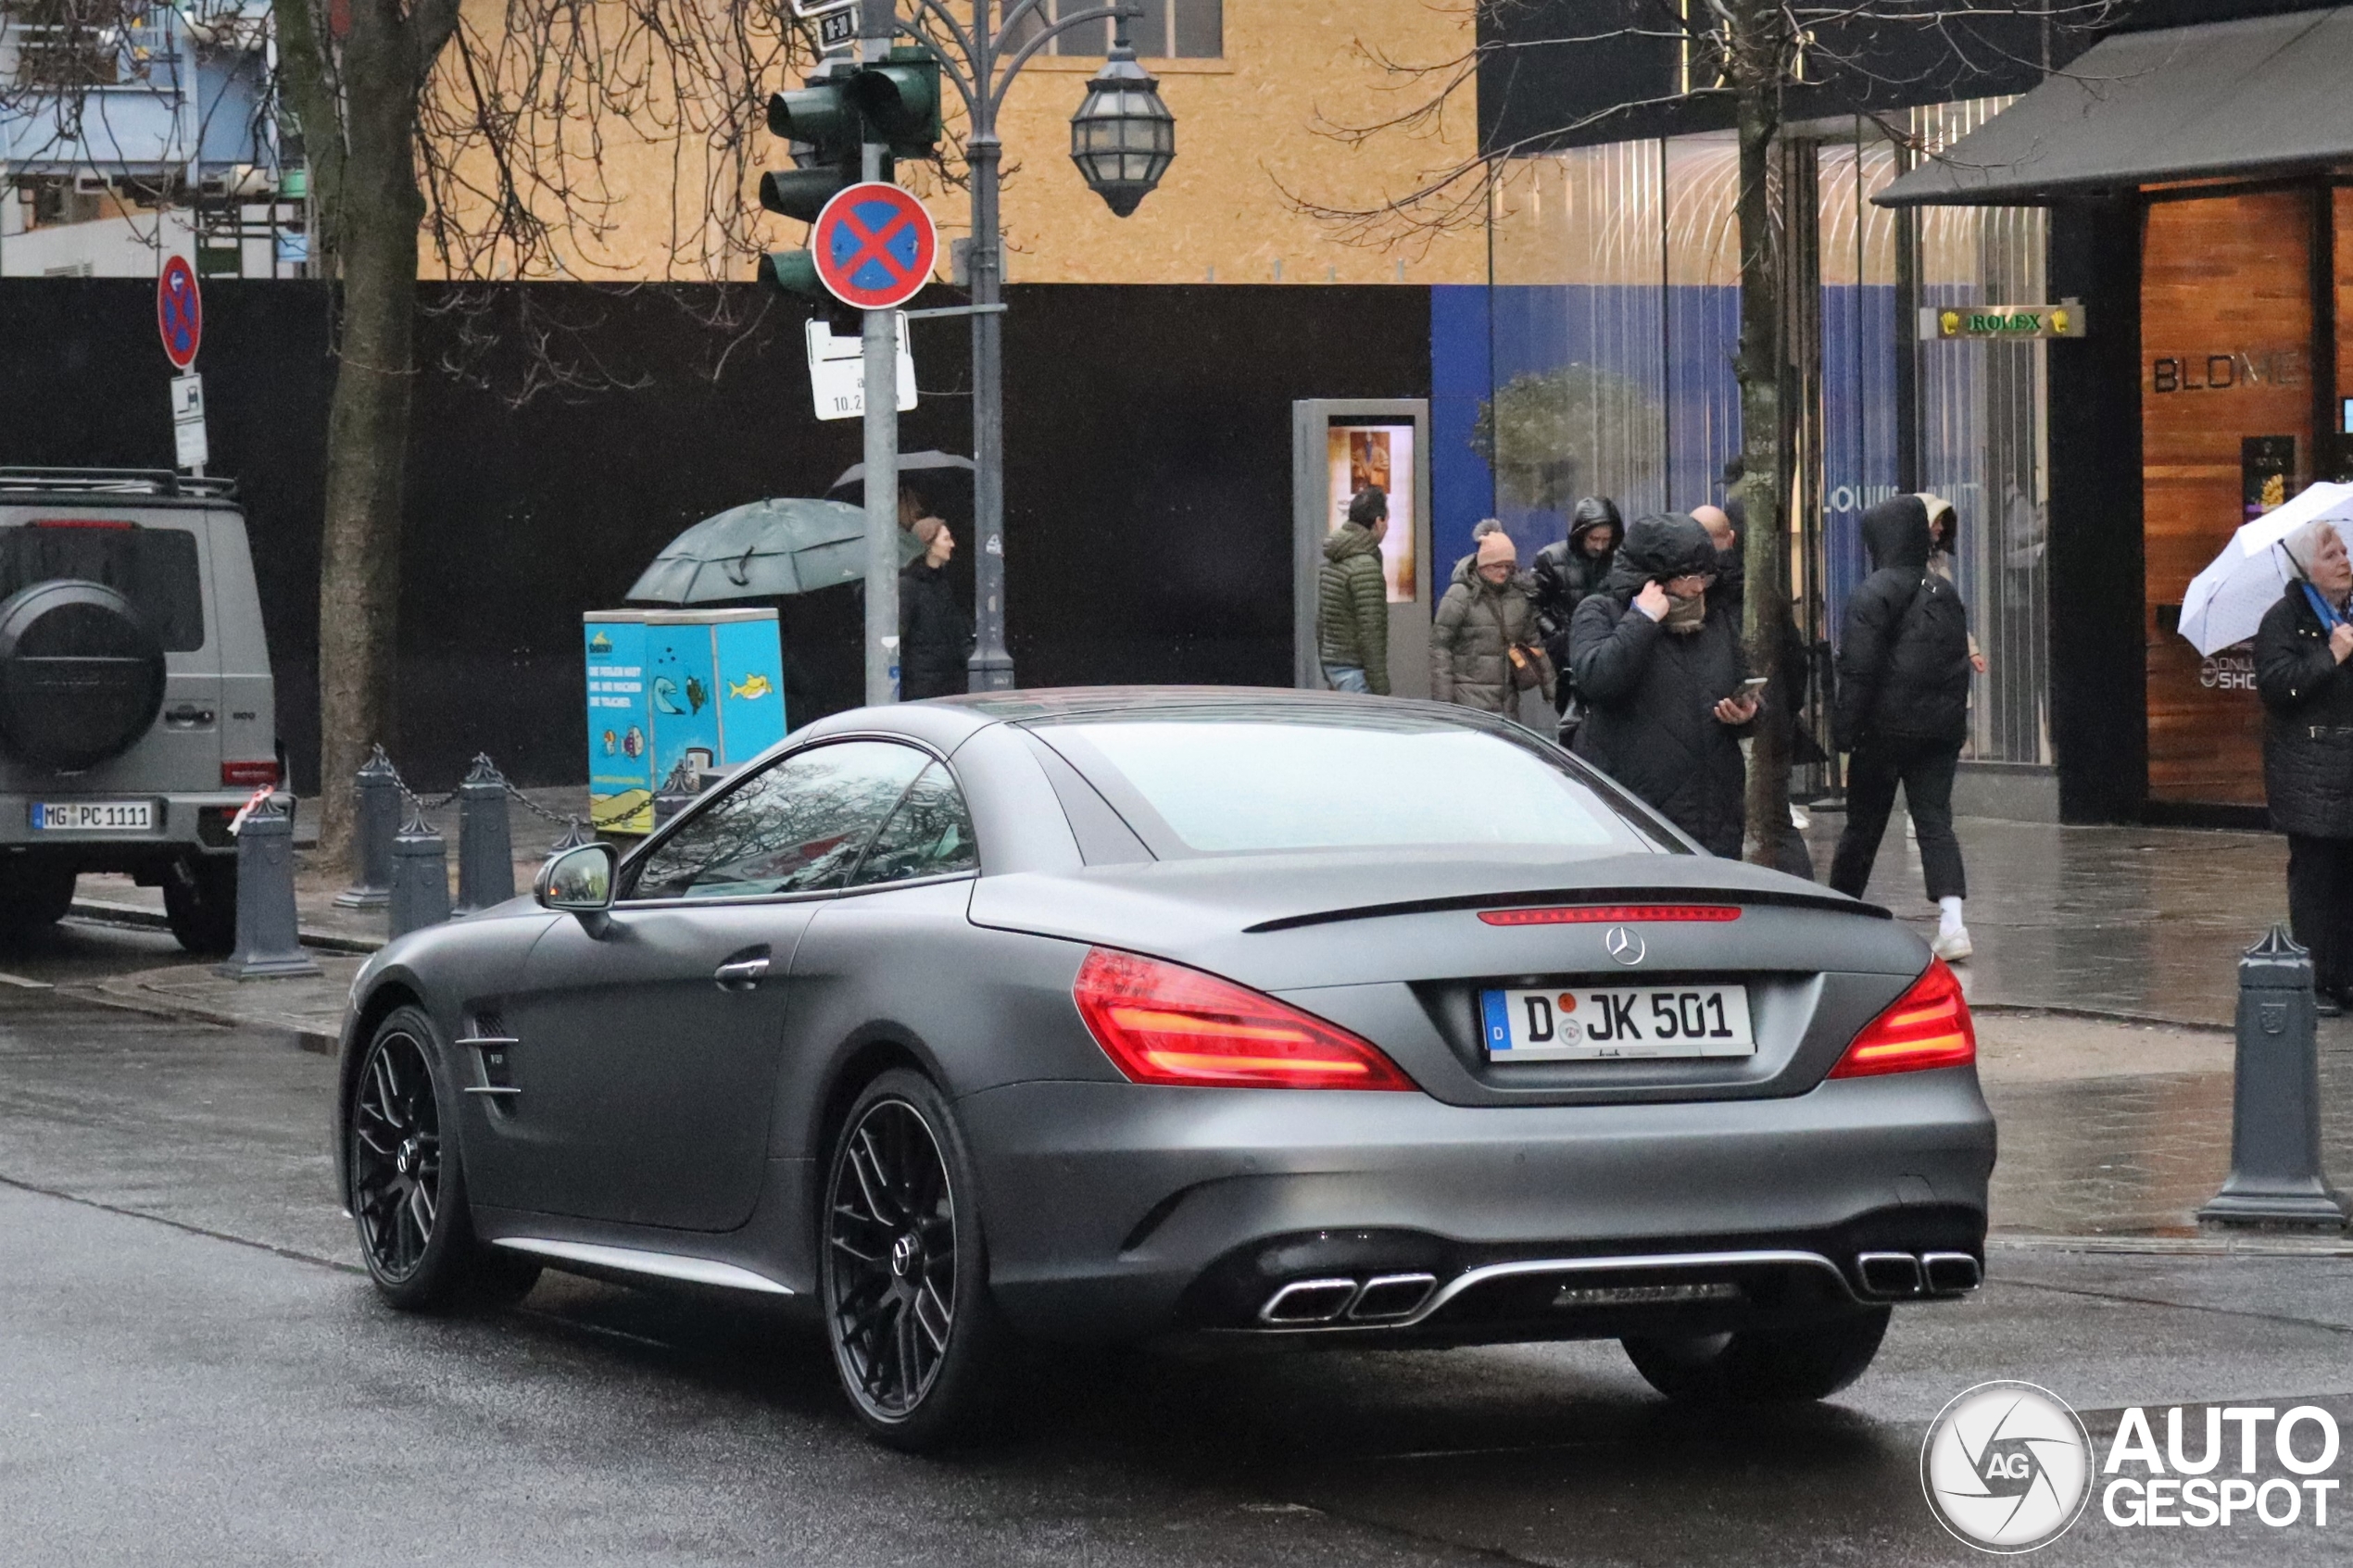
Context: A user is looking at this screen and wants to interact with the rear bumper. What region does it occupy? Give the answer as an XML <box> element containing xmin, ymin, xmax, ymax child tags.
<box><xmin>958</xmin><ymin>1070</ymin><xmax>1994</xmax><ymax>1345</ymax></box>
<box><xmin>0</xmin><ymin>792</ymin><xmax>252</xmax><ymax>861</ymax></box>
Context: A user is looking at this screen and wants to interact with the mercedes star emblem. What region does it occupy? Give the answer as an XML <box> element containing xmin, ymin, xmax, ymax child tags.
<box><xmin>1604</xmin><ymin>926</ymin><xmax>1647</xmax><ymax>966</ymax></box>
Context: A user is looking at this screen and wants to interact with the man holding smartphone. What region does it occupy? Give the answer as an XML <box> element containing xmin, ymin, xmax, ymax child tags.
<box><xmin>1567</xmin><ymin>512</ymin><xmax>1757</xmax><ymax>858</ymax></box>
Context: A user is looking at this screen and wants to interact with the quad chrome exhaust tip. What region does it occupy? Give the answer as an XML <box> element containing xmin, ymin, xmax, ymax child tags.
<box><xmin>1258</xmin><ymin>1273</ymin><xmax>1439</xmax><ymax>1325</ymax></box>
<box><xmin>1856</xmin><ymin>1249</ymin><xmax>1982</xmax><ymax>1298</ymax></box>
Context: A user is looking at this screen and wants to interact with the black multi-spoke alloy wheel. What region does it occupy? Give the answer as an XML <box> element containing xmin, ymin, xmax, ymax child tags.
<box><xmin>821</xmin><ymin>1070</ymin><xmax>1004</xmax><ymax>1449</ymax></box>
<box><xmin>1622</xmin><ymin>1305</ymin><xmax>1892</xmax><ymax>1404</ymax></box>
<box><xmin>347</xmin><ymin>1006</ymin><xmax>538</xmax><ymax>1311</ymax></box>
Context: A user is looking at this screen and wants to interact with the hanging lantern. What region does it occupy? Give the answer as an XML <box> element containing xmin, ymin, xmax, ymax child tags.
<box><xmin>1069</xmin><ymin>42</ymin><xmax>1175</xmax><ymax>218</ymax></box>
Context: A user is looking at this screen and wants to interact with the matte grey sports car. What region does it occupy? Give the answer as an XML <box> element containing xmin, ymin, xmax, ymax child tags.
<box><xmin>334</xmin><ymin>688</ymin><xmax>1994</xmax><ymax>1449</ymax></box>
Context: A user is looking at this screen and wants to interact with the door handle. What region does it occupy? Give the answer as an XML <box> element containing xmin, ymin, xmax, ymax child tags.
<box><xmin>713</xmin><ymin>953</ymin><xmax>771</xmax><ymax>990</ymax></box>
<box><xmin>163</xmin><ymin>704</ymin><xmax>215</xmax><ymax>727</ymax></box>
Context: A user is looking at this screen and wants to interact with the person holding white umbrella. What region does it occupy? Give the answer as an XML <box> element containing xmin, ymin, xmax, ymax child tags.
<box><xmin>2256</xmin><ymin>519</ymin><xmax>2353</xmax><ymax>1015</ymax></box>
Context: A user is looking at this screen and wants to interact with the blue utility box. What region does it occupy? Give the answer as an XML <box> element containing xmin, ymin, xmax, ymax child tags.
<box><xmin>585</xmin><ymin>608</ymin><xmax>786</xmax><ymax>833</ymax></box>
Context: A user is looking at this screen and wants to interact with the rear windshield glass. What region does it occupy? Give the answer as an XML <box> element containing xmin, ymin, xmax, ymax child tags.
<box><xmin>1031</xmin><ymin>715</ymin><xmax>1668</xmax><ymax>857</ymax></box>
<box><xmin>0</xmin><ymin>521</ymin><xmax>205</xmax><ymax>651</ymax></box>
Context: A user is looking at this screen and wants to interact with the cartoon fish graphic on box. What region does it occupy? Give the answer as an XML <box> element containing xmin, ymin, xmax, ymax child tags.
<box><xmin>600</xmin><ymin>729</ymin><xmax>617</xmax><ymax>756</ymax></box>
<box><xmin>727</xmin><ymin>673</ymin><xmax>774</xmax><ymax>700</ymax></box>
<box><xmin>685</xmin><ymin>674</ymin><xmax>708</xmax><ymax>714</ymax></box>
<box><xmin>652</xmin><ymin>676</ymin><xmax>686</xmax><ymax>716</ymax></box>
<box><xmin>622</xmin><ymin>726</ymin><xmax>644</xmax><ymax>759</ymax></box>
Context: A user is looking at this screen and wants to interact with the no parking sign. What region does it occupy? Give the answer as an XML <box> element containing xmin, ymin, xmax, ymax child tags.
<box><xmin>157</xmin><ymin>255</ymin><xmax>202</xmax><ymax>370</ymax></box>
<box><xmin>810</xmin><ymin>183</ymin><xmax>937</xmax><ymax>311</ymax></box>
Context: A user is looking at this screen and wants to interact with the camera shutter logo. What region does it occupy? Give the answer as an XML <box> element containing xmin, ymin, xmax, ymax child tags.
<box><xmin>1921</xmin><ymin>1381</ymin><xmax>2094</xmax><ymax>1552</ymax></box>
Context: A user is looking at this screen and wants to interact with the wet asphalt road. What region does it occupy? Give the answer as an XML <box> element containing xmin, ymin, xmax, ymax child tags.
<box><xmin>2</xmin><ymin>956</ymin><xmax>2351</xmax><ymax>1565</ymax></box>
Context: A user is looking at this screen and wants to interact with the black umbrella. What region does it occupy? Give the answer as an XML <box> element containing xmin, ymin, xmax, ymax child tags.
<box><xmin>826</xmin><ymin>451</ymin><xmax>975</xmax><ymax>513</ymax></box>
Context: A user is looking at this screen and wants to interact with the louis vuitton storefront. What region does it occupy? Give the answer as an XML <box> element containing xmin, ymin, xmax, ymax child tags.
<box><xmin>1881</xmin><ymin>4</ymin><xmax>2353</xmax><ymax>824</ymax></box>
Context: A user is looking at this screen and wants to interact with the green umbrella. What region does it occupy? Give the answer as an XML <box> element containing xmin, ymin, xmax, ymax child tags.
<box><xmin>626</xmin><ymin>497</ymin><xmax>923</xmax><ymax>604</ymax></box>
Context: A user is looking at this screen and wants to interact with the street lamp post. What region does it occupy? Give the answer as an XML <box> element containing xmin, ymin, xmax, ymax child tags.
<box><xmin>899</xmin><ymin>0</ymin><xmax>1174</xmax><ymax>690</ymax></box>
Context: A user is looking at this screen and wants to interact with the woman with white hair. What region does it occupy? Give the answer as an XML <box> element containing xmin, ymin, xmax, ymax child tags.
<box><xmin>2255</xmin><ymin>517</ymin><xmax>2353</xmax><ymax>1014</ymax></box>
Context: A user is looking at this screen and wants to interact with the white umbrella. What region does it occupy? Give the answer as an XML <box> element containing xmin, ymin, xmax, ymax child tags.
<box><xmin>2234</xmin><ymin>481</ymin><xmax>2353</xmax><ymax>557</ymax></box>
<box><xmin>2179</xmin><ymin>483</ymin><xmax>2353</xmax><ymax>656</ymax></box>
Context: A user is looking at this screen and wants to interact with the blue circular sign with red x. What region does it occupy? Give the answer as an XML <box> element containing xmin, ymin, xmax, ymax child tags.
<box><xmin>157</xmin><ymin>254</ymin><xmax>202</xmax><ymax>370</ymax></box>
<box><xmin>811</xmin><ymin>182</ymin><xmax>937</xmax><ymax>311</ymax></box>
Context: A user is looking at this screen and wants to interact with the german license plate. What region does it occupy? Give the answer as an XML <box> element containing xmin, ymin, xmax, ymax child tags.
<box><xmin>31</xmin><ymin>800</ymin><xmax>155</xmax><ymax>833</ymax></box>
<box><xmin>1481</xmin><ymin>985</ymin><xmax>1755</xmax><ymax>1061</ymax></box>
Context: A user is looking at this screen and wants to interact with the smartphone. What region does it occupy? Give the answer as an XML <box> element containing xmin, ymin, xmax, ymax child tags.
<box><xmin>1738</xmin><ymin>676</ymin><xmax>1770</xmax><ymax>695</ymax></box>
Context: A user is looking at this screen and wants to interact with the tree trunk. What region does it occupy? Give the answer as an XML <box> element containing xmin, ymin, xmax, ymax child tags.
<box><xmin>1730</xmin><ymin>2</ymin><xmax>1789</xmax><ymax>868</ymax></box>
<box><xmin>313</xmin><ymin>25</ymin><xmax>428</xmax><ymax>861</ymax></box>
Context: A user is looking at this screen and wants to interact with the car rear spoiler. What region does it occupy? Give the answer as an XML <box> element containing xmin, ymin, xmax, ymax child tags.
<box><xmin>1242</xmin><ymin>885</ymin><xmax>1890</xmax><ymax>935</ymax></box>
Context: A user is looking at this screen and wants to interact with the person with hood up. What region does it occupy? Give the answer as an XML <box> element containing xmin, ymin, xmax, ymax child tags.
<box><xmin>1318</xmin><ymin>486</ymin><xmax>1391</xmax><ymax>695</ymax></box>
<box><xmin>1829</xmin><ymin>494</ymin><xmax>1976</xmax><ymax>959</ymax></box>
<box><xmin>2256</xmin><ymin>518</ymin><xmax>2353</xmax><ymax>1014</ymax></box>
<box><xmin>899</xmin><ymin>516</ymin><xmax>972</xmax><ymax>700</ymax></box>
<box><xmin>1431</xmin><ymin>530</ymin><xmax>1551</xmax><ymax>713</ymax></box>
<box><xmin>1530</xmin><ymin>496</ymin><xmax>1623</xmax><ymax>739</ymax></box>
<box><xmin>1568</xmin><ymin>513</ymin><xmax>1757</xmax><ymax>856</ymax></box>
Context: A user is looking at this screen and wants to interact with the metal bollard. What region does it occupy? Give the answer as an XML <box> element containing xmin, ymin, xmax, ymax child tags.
<box><xmin>453</xmin><ymin>753</ymin><xmax>516</xmax><ymax>917</ymax></box>
<box><xmin>333</xmin><ymin>745</ymin><xmax>399</xmax><ymax>909</ymax></box>
<box><xmin>388</xmin><ymin>806</ymin><xmax>451</xmax><ymax>939</ymax></box>
<box><xmin>2198</xmin><ymin>924</ymin><xmax>2351</xmax><ymax>1230</ymax></box>
<box><xmin>548</xmin><ymin>816</ymin><xmax>591</xmax><ymax>855</ymax></box>
<box><xmin>651</xmin><ymin>757</ymin><xmax>701</xmax><ymax>832</ymax></box>
<box><xmin>216</xmin><ymin>794</ymin><xmax>321</xmax><ymax>980</ymax></box>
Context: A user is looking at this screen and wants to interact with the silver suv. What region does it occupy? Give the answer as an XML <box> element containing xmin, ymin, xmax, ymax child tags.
<box><xmin>0</xmin><ymin>469</ymin><xmax>279</xmax><ymax>954</ymax></box>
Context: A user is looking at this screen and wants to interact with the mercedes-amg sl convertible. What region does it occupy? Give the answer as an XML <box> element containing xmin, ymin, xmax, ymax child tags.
<box><xmin>333</xmin><ymin>688</ymin><xmax>1994</xmax><ymax>1449</ymax></box>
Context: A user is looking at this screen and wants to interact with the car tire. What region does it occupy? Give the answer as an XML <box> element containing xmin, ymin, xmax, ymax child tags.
<box><xmin>1622</xmin><ymin>1307</ymin><xmax>1892</xmax><ymax>1405</ymax></box>
<box><xmin>0</xmin><ymin>859</ymin><xmax>74</xmax><ymax>937</ymax></box>
<box><xmin>164</xmin><ymin>859</ymin><xmax>237</xmax><ymax>956</ymax></box>
<box><xmin>819</xmin><ymin>1068</ymin><xmax>1007</xmax><ymax>1451</ymax></box>
<box><xmin>346</xmin><ymin>1005</ymin><xmax>534</xmax><ymax>1311</ymax></box>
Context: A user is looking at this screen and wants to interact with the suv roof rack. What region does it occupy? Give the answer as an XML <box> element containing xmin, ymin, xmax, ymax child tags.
<box><xmin>0</xmin><ymin>467</ymin><xmax>238</xmax><ymax>500</ymax></box>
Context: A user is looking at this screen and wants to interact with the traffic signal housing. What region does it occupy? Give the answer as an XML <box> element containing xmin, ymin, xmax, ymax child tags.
<box><xmin>759</xmin><ymin>76</ymin><xmax>865</xmax><ymax>226</ymax></box>
<box><xmin>851</xmin><ymin>48</ymin><xmax>941</xmax><ymax>161</ymax></box>
<box><xmin>757</xmin><ymin>50</ymin><xmax>942</xmax><ymax>314</ymax></box>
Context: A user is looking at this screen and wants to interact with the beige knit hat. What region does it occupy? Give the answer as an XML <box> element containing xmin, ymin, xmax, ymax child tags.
<box><xmin>1476</xmin><ymin>531</ymin><xmax>1517</xmax><ymax>569</ymax></box>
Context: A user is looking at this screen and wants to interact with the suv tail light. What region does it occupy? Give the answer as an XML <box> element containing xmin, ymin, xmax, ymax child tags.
<box><xmin>1829</xmin><ymin>957</ymin><xmax>1975</xmax><ymax>1078</ymax></box>
<box><xmin>221</xmin><ymin>759</ymin><xmax>280</xmax><ymax>787</ymax></box>
<box><xmin>1073</xmin><ymin>947</ymin><xmax>1416</xmax><ymax>1091</ymax></box>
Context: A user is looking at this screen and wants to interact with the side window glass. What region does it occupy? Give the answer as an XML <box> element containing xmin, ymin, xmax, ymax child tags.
<box><xmin>625</xmin><ymin>741</ymin><xmax>928</xmax><ymax>900</ymax></box>
<box><xmin>848</xmin><ymin>762</ymin><xmax>979</xmax><ymax>887</ymax></box>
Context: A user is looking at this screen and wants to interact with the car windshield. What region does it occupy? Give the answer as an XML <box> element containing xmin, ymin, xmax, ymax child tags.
<box><xmin>1030</xmin><ymin>714</ymin><xmax>1670</xmax><ymax>858</ymax></box>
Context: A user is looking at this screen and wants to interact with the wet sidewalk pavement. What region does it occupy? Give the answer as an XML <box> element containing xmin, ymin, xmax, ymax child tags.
<box><xmin>1804</xmin><ymin>807</ymin><xmax>2288</xmax><ymax>1030</ymax></box>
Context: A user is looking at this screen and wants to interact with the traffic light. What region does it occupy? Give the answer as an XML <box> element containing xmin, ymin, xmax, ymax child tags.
<box><xmin>756</xmin><ymin>50</ymin><xmax>941</xmax><ymax>311</ymax></box>
<box><xmin>851</xmin><ymin>48</ymin><xmax>942</xmax><ymax>161</ymax></box>
<box><xmin>759</xmin><ymin>73</ymin><xmax>866</xmax><ymax>227</ymax></box>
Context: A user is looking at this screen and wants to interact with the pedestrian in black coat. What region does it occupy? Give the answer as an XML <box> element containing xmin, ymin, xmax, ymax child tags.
<box><xmin>1692</xmin><ymin>503</ymin><xmax>1816</xmax><ymax>881</ymax></box>
<box><xmin>1568</xmin><ymin>513</ymin><xmax>1757</xmax><ymax>857</ymax></box>
<box><xmin>1529</xmin><ymin>496</ymin><xmax>1623</xmax><ymax>734</ymax></box>
<box><xmin>899</xmin><ymin>518</ymin><xmax>973</xmax><ymax>700</ymax></box>
<box><xmin>1828</xmin><ymin>495</ymin><xmax>1976</xmax><ymax>959</ymax></box>
<box><xmin>2256</xmin><ymin>519</ymin><xmax>2353</xmax><ymax>1011</ymax></box>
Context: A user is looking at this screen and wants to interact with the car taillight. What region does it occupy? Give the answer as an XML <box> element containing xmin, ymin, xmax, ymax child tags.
<box><xmin>1829</xmin><ymin>957</ymin><xmax>1976</xmax><ymax>1078</ymax></box>
<box><xmin>1478</xmin><ymin>904</ymin><xmax>1740</xmax><ymax>926</ymax></box>
<box><xmin>1072</xmin><ymin>947</ymin><xmax>1416</xmax><ymax>1091</ymax></box>
<box><xmin>221</xmin><ymin>760</ymin><xmax>280</xmax><ymax>787</ymax></box>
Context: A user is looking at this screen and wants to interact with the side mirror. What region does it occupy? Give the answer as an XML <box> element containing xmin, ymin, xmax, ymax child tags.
<box><xmin>535</xmin><ymin>842</ymin><xmax>617</xmax><ymax>912</ymax></box>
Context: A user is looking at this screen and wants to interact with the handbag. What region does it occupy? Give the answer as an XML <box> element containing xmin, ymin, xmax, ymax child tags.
<box><xmin>1507</xmin><ymin>642</ymin><xmax>1554</xmax><ymax>694</ymax></box>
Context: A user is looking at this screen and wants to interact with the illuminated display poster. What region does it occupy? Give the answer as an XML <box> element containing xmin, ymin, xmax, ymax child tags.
<box><xmin>1327</xmin><ymin>423</ymin><xmax>1417</xmax><ymax>604</ymax></box>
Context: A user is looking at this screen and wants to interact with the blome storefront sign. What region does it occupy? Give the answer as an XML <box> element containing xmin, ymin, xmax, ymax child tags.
<box><xmin>1921</xmin><ymin>1381</ymin><xmax>2344</xmax><ymax>1552</ymax></box>
<box><xmin>1918</xmin><ymin>303</ymin><xmax>2088</xmax><ymax>341</ymax></box>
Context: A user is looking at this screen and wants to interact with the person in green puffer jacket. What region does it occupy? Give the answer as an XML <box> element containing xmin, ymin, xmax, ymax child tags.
<box><xmin>1318</xmin><ymin>486</ymin><xmax>1391</xmax><ymax>694</ymax></box>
